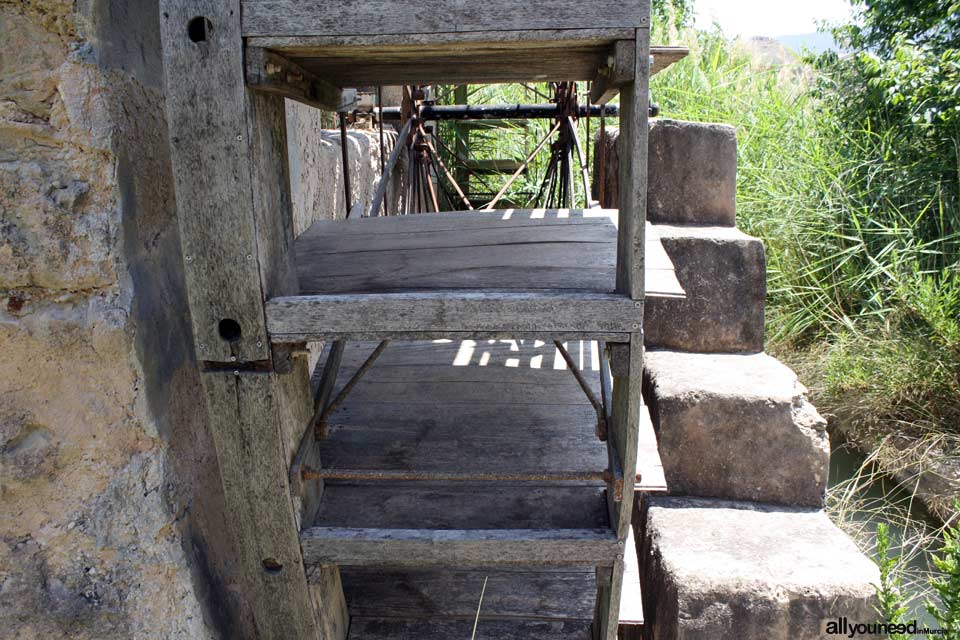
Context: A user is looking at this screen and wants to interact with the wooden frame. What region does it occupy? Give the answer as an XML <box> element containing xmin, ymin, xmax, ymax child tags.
<box><xmin>159</xmin><ymin>2</ymin><xmax>650</xmax><ymax>638</ymax></box>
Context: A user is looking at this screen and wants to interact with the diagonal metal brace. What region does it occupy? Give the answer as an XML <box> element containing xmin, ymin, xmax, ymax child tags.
<box><xmin>313</xmin><ymin>340</ymin><xmax>390</xmax><ymax>438</ymax></box>
<box><xmin>554</xmin><ymin>341</ymin><xmax>608</xmax><ymax>441</ymax></box>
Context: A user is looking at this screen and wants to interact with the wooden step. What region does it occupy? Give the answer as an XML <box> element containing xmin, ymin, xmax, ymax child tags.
<box><xmin>347</xmin><ymin>617</ymin><xmax>593</xmax><ymax>640</ymax></box>
<box><xmin>267</xmin><ymin>209</ymin><xmax>682</xmax><ymax>343</ymax></box>
<box><xmin>302</xmin><ymin>526</ymin><xmax>619</xmax><ymax>567</ymax></box>
<box><xmin>338</xmin><ymin>566</ymin><xmax>596</xmax><ymax>639</ymax></box>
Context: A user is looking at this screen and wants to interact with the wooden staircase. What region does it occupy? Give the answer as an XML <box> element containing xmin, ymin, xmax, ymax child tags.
<box><xmin>157</xmin><ymin>1</ymin><xmax>682</xmax><ymax>638</ymax></box>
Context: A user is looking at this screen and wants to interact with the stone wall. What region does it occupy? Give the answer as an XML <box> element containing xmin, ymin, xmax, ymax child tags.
<box><xmin>287</xmin><ymin>103</ymin><xmax>402</xmax><ymax>233</ymax></box>
<box><xmin>0</xmin><ymin>1</ymin><xmax>220</xmax><ymax>637</ymax></box>
<box><xmin>0</xmin><ymin>4</ymin><xmax>393</xmax><ymax>638</ymax></box>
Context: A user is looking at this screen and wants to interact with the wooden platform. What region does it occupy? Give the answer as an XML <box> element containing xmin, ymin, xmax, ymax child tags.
<box><xmin>266</xmin><ymin>209</ymin><xmax>683</xmax><ymax>342</ymax></box>
<box><xmin>302</xmin><ymin>339</ymin><xmax>665</xmax><ymax>635</ymax></box>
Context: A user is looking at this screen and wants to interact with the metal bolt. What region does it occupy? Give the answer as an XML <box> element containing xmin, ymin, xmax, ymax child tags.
<box><xmin>236</xmin><ymin>134</ymin><xmax>243</xmax><ymax>142</ymax></box>
<box><xmin>618</xmin><ymin>540</ymin><xmax>625</xmax><ymax>546</ymax></box>
<box><xmin>616</xmin><ymin>554</ymin><xmax>624</xmax><ymax>560</ymax></box>
<box><xmin>634</xmin><ymin>302</ymin><xmax>642</xmax><ymax>308</ymax></box>
<box><xmin>185</xmin><ymin>255</ymin><xmax>192</xmax><ymax>262</ymax></box>
<box><xmin>632</xmin><ymin>323</ymin><xmax>640</xmax><ymax>329</ymax></box>
<box><xmin>246</xmin><ymin>254</ymin><xmax>253</xmax><ymax>260</ymax></box>
<box><xmin>233</xmin><ymin>370</ymin><xmax>240</xmax><ymax>376</ymax></box>
<box><xmin>256</xmin><ymin>341</ymin><xmax>263</xmax><ymax>348</ymax></box>
<box><xmin>198</xmin><ymin>343</ymin><xmax>205</xmax><ymax>351</ymax></box>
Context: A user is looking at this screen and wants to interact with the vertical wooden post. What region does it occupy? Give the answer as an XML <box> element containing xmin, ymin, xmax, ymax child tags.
<box><xmin>158</xmin><ymin>1</ymin><xmax>344</xmax><ymax>638</ymax></box>
<box><xmin>599</xmin><ymin>23</ymin><xmax>650</xmax><ymax>640</ymax></box>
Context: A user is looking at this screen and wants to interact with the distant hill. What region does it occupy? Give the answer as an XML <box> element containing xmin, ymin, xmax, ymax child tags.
<box><xmin>776</xmin><ymin>32</ymin><xmax>839</xmax><ymax>55</ymax></box>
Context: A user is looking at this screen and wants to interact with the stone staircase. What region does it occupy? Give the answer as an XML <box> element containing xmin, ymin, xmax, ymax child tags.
<box><xmin>601</xmin><ymin>120</ymin><xmax>881</xmax><ymax>639</ymax></box>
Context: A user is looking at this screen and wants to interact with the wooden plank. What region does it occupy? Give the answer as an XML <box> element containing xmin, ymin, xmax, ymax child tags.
<box><xmin>618</xmin><ymin>525</ymin><xmax>644</xmax><ymax>638</ymax></box>
<box><xmin>595</xmin><ymin>557</ymin><xmax>626</xmax><ymax>640</ymax></box>
<box><xmin>241</xmin><ymin>2</ymin><xmax>650</xmax><ymax>37</ymax></box>
<box><xmin>299</xmin><ymin>57</ymin><xmax>605</xmax><ymax>86</ymax></box>
<box><xmin>276</xmin><ymin>330</ymin><xmax>630</xmax><ymax>343</ymax></box>
<box><xmin>314</xmin><ymin>484</ymin><xmax>609</xmax><ymax>531</ymax></box>
<box><xmin>301</xmin><ymin>527</ymin><xmax>620</xmax><ymax>567</ymax></box>
<box><xmin>266</xmin><ymin>292</ymin><xmax>643</xmax><ymax>341</ymax></box>
<box><xmin>299</xmin><ymin>208</ymin><xmax>613</xmax><ymax>235</ymax></box>
<box><xmin>616</xmin><ymin>28</ymin><xmax>650</xmax><ymax>301</ymax></box>
<box><xmin>637</xmin><ymin>404</ymin><xmax>667</xmax><ymax>493</ymax></box>
<box><xmin>292</xmin><ymin>211</ymin><xmax>683</xmax><ymax>298</ymax></box>
<box><xmin>651</xmin><ymin>46</ymin><xmax>689</xmax><ymax>75</ymax></box>
<box><xmin>248</xmin><ymin>28</ymin><xmax>636</xmax><ymax>52</ymax></box>
<box><xmin>318</xmin><ymin>402</ymin><xmax>604</xmax><ymax>475</ymax></box>
<box><xmin>347</xmin><ymin>617</ymin><xmax>593</xmax><ymax>640</ymax></box>
<box><xmin>201</xmin><ymin>371</ymin><xmax>321</xmax><ymax>639</ymax></box>
<box><xmin>159</xmin><ymin>0</ymin><xmax>270</xmax><ymax>362</ymax></box>
<box><xmin>246</xmin><ymin>47</ymin><xmax>355</xmax><ymax>111</ymax></box>
<box><xmin>340</xmin><ymin>566</ymin><xmax>596</xmax><ymax>620</ymax></box>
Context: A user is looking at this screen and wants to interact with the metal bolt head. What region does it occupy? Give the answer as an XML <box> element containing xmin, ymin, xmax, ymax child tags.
<box><xmin>230</xmin><ymin>356</ymin><xmax>237</xmax><ymax>362</ymax></box>
<box><xmin>256</xmin><ymin>341</ymin><xmax>263</xmax><ymax>348</ymax></box>
<box><xmin>236</xmin><ymin>134</ymin><xmax>243</xmax><ymax>142</ymax></box>
<box><xmin>632</xmin><ymin>323</ymin><xmax>640</xmax><ymax>330</ymax></box>
<box><xmin>185</xmin><ymin>255</ymin><xmax>192</xmax><ymax>262</ymax></box>
<box><xmin>616</xmin><ymin>554</ymin><xmax>624</xmax><ymax>560</ymax></box>
<box><xmin>246</xmin><ymin>254</ymin><xmax>253</xmax><ymax>260</ymax></box>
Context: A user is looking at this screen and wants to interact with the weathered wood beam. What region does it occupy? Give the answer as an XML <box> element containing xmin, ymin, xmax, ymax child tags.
<box><xmin>246</xmin><ymin>47</ymin><xmax>356</xmax><ymax>111</ymax></box>
<box><xmin>301</xmin><ymin>527</ymin><xmax>621</xmax><ymax>567</ymax></box>
<box><xmin>590</xmin><ymin>41</ymin><xmax>635</xmax><ymax>105</ymax></box>
<box><xmin>240</xmin><ymin>1</ymin><xmax>650</xmax><ymax>37</ymax></box>
<box><xmin>591</xmin><ymin>45</ymin><xmax>688</xmax><ymax>105</ymax></box>
<box><xmin>201</xmin><ymin>371</ymin><xmax>323</xmax><ymax>638</ymax></box>
<box><xmin>367</xmin><ymin>118</ymin><xmax>412</xmax><ymax>217</ymax></box>
<box><xmin>265</xmin><ymin>292</ymin><xmax>643</xmax><ymax>341</ymax></box>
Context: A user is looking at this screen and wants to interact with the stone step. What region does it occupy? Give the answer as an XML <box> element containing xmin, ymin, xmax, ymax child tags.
<box><xmin>643</xmin><ymin>350</ymin><xmax>829</xmax><ymax>508</ymax></box>
<box><xmin>645</xmin><ymin>224</ymin><xmax>766</xmax><ymax>354</ymax></box>
<box><xmin>594</xmin><ymin>119</ymin><xmax>738</xmax><ymax>227</ymax></box>
<box><xmin>636</xmin><ymin>496</ymin><xmax>879</xmax><ymax>640</ymax></box>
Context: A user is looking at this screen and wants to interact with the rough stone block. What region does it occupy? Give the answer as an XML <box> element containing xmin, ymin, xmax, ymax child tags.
<box><xmin>645</xmin><ymin>225</ymin><xmax>766</xmax><ymax>353</ymax></box>
<box><xmin>644</xmin><ymin>350</ymin><xmax>829</xmax><ymax>507</ymax></box>
<box><xmin>592</xmin><ymin>120</ymin><xmax>737</xmax><ymax>226</ymax></box>
<box><xmin>648</xmin><ymin>119</ymin><xmax>737</xmax><ymax>226</ymax></box>
<box><xmin>637</xmin><ymin>496</ymin><xmax>879</xmax><ymax>640</ymax></box>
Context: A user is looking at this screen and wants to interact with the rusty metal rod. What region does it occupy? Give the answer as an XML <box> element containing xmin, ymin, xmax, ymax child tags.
<box><xmin>420</xmin><ymin>125</ymin><xmax>473</xmax><ymax>210</ymax></box>
<box><xmin>483</xmin><ymin>120</ymin><xmax>561</xmax><ymax>210</ymax></box>
<box><xmin>554</xmin><ymin>340</ymin><xmax>607</xmax><ymax>441</ymax></box>
<box><xmin>315</xmin><ymin>340</ymin><xmax>390</xmax><ymax>437</ymax></box>
<box><xmin>302</xmin><ymin>467</ymin><xmax>613</xmax><ymax>483</ymax></box>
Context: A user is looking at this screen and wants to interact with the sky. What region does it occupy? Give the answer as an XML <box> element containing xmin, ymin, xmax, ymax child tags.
<box><xmin>694</xmin><ymin>0</ymin><xmax>854</xmax><ymax>37</ymax></box>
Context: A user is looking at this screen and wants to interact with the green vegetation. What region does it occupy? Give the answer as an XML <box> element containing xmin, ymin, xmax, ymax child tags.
<box><xmin>649</xmin><ymin>3</ymin><xmax>960</xmax><ymax>512</ymax></box>
<box><xmin>927</xmin><ymin>516</ymin><xmax>960</xmax><ymax>635</ymax></box>
<box><xmin>870</xmin><ymin>504</ymin><xmax>960</xmax><ymax>636</ymax></box>
<box><xmin>875</xmin><ymin>522</ymin><xmax>911</xmax><ymax>638</ymax></box>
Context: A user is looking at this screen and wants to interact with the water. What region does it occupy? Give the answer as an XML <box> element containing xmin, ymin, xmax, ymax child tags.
<box><xmin>828</xmin><ymin>443</ymin><xmax>942</xmax><ymax>627</ymax></box>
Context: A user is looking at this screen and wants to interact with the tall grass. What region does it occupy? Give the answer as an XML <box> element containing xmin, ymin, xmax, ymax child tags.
<box><xmin>652</xmin><ymin>28</ymin><xmax>960</xmax><ymax>464</ymax></box>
